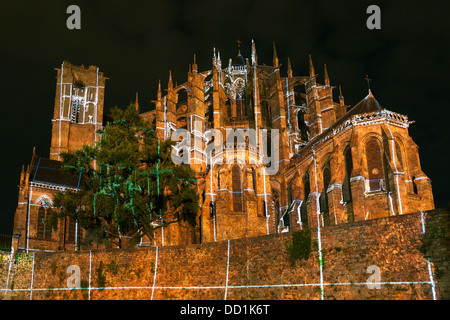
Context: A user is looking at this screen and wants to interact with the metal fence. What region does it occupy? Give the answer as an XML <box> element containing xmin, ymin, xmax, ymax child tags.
<box><xmin>0</xmin><ymin>234</ymin><xmax>11</xmax><ymax>252</ymax></box>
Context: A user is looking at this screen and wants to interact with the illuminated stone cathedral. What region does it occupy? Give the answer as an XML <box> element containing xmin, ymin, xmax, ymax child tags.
<box><xmin>12</xmin><ymin>41</ymin><xmax>435</xmax><ymax>252</ymax></box>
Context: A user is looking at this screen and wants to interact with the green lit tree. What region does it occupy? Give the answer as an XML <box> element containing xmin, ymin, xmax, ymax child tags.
<box><xmin>49</xmin><ymin>104</ymin><xmax>199</xmax><ymax>248</ymax></box>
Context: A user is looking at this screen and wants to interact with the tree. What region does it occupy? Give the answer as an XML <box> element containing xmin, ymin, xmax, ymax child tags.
<box><xmin>49</xmin><ymin>104</ymin><xmax>199</xmax><ymax>248</ymax></box>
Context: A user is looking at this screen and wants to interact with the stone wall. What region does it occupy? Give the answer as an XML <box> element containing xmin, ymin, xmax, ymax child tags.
<box><xmin>2</xmin><ymin>208</ymin><xmax>448</xmax><ymax>300</ymax></box>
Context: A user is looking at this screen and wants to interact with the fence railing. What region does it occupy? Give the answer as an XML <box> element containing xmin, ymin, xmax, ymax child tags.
<box><xmin>0</xmin><ymin>234</ymin><xmax>12</xmax><ymax>252</ymax></box>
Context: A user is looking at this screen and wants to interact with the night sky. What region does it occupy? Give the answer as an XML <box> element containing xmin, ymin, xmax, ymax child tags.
<box><xmin>0</xmin><ymin>0</ymin><xmax>449</xmax><ymax>234</ymax></box>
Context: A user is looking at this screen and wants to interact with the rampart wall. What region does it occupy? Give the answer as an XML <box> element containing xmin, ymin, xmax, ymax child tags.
<box><xmin>1</xmin><ymin>208</ymin><xmax>449</xmax><ymax>300</ymax></box>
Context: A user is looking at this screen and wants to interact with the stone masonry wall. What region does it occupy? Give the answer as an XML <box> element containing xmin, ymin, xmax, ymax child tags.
<box><xmin>2</xmin><ymin>208</ymin><xmax>448</xmax><ymax>300</ymax></box>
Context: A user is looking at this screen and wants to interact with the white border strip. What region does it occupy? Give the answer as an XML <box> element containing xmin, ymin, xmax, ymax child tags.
<box><xmin>151</xmin><ymin>246</ymin><xmax>159</xmax><ymax>300</ymax></box>
<box><xmin>224</xmin><ymin>240</ymin><xmax>230</xmax><ymax>300</ymax></box>
<box><xmin>420</xmin><ymin>211</ymin><xmax>437</xmax><ymax>300</ymax></box>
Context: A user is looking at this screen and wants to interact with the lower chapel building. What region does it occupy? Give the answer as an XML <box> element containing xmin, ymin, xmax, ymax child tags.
<box><xmin>12</xmin><ymin>41</ymin><xmax>435</xmax><ymax>252</ymax></box>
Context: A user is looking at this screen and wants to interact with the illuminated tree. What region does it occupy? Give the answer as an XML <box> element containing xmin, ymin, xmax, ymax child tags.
<box><xmin>49</xmin><ymin>104</ymin><xmax>199</xmax><ymax>248</ymax></box>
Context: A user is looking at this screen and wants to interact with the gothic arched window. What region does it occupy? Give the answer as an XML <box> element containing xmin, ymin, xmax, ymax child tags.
<box><xmin>36</xmin><ymin>195</ymin><xmax>53</xmax><ymax>240</ymax></box>
<box><xmin>297</xmin><ymin>111</ymin><xmax>309</xmax><ymax>142</ymax></box>
<box><xmin>252</xmin><ymin>168</ymin><xmax>257</xmax><ymax>195</ymax></box>
<box><xmin>284</xmin><ymin>181</ymin><xmax>293</xmax><ymax>228</ymax></box>
<box><xmin>232</xmin><ymin>164</ymin><xmax>243</xmax><ymax>211</ymax></box>
<box><xmin>261</xmin><ymin>100</ymin><xmax>271</xmax><ymax>127</ymax></box>
<box><xmin>300</xmin><ymin>172</ymin><xmax>310</xmax><ymax>228</ymax></box>
<box><xmin>68</xmin><ymin>217</ymin><xmax>76</xmax><ymax>243</ymax></box>
<box><xmin>37</xmin><ymin>207</ymin><xmax>46</xmax><ymax>240</ymax></box>
<box><xmin>218</xmin><ymin>171</ymin><xmax>221</xmax><ymax>190</ymax></box>
<box><xmin>37</xmin><ymin>207</ymin><xmax>52</xmax><ymax>240</ymax></box>
<box><xmin>320</xmin><ymin>166</ymin><xmax>331</xmax><ymax>226</ymax></box>
<box><xmin>343</xmin><ymin>146</ymin><xmax>354</xmax><ymax>222</ymax></box>
<box><xmin>366</xmin><ymin>137</ymin><xmax>384</xmax><ymax>191</ymax></box>
<box><xmin>236</xmin><ymin>98</ymin><xmax>245</xmax><ymax>117</ymax></box>
<box><xmin>394</xmin><ymin>139</ymin><xmax>404</xmax><ymax>171</ymax></box>
<box><xmin>226</xmin><ymin>99</ymin><xmax>232</xmax><ymax>118</ymax></box>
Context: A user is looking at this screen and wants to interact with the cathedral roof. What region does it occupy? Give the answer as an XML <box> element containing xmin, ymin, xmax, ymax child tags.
<box><xmin>297</xmin><ymin>90</ymin><xmax>383</xmax><ymax>156</ymax></box>
<box><xmin>348</xmin><ymin>89</ymin><xmax>382</xmax><ymax>115</ymax></box>
<box><xmin>233</xmin><ymin>52</ymin><xmax>246</xmax><ymax>66</ymax></box>
<box><xmin>323</xmin><ymin>89</ymin><xmax>381</xmax><ymax>134</ymax></box>
<box><xmin>30</xmin><ymin>156</ymin><xmax>81</xmax><ymax>189</ymax></box>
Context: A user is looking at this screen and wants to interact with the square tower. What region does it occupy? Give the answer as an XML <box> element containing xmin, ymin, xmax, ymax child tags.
<box><xmin>50</xmin><ymin>61</ymin><xmax>106</xmax><ymax>160</ymax></box>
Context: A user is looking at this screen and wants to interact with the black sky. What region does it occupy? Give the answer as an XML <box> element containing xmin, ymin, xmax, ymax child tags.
<box><xmin>0</xmin><ymin>0</ymin><xmax>449</xmax><ymax>234</ymax></box>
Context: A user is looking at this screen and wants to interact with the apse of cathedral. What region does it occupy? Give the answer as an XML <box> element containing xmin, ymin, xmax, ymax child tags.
<box><xmin>12</xmin><ymin>41</ymin><xmax>435</xmax><ymax>252</ymax></box>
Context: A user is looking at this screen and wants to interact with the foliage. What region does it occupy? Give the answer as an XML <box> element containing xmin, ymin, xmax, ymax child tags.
<box><xmin>285</xmin><ymin>229</ymin><xmax>312</xmax><ymax>266</ymax></box>
<box><xmin>48</xmin><ymin>104</ymin><xmax>199</xmax><ymax>248</ymax></box>
<box><xmin>96</xmin><ymin>261</ymin><xmax>107</xmax><ymax>289</ymax></box>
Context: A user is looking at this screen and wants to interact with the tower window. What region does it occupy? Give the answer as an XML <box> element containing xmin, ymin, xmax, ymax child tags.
<box><xmin>71</xmin><ymin>85</ymin><xmax>86</xmax><ymax>124</ymax></box>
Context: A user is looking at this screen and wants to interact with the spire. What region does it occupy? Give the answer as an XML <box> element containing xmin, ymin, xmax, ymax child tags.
<box><xmin>273</xmin><ymin>41</ymin><xmax>279</xmax><ymax>68</ymax></box>
<box><xmin>20</xmin><ymin>165</ymin><xmax>25</xmax><ymax>185</ymax></box>
<box><xmin>287</xmin><ymin>58</ymin><xmax>293</xmax><ymax>78</ymax></box>
<box><xmin>192</xmin><ymin>53</ymin><xmax>198</xmax><ymax>72</ymax></box>
<box><xmin>339</xmin><ymin>85</ymin><xmax>345</xmax><ymax>106</ymax></box>
<box><xmin>308</xmin><ymin>54</ymin><xmax>315</xmax><ymax>78</ymax></box>
<box><xmin>364</xmin><ymin>74</ymin><xmax>372</xmax><ymax>94</ymax></box>
<box><xmin>168</xmin><ymin>70</ymin><xmax>173</xmax><ymax>90</ymax></box>
<box><xmin>25</xmin><ymin>164</ymin><xmax>30</xmax><ymax>185</ymax></box>
<box><xmin>216</xmin><ymin>50</ymin><xmax>221</xmax><ymax>69</ymax></box>
<box><xmin>157</xmin><ymin>79</ymin><xmax>161</xmax><ymax>100</ymax></box>
<box><xmin>135</xmin><ymin>92</ymin><xmax>139</xmax><ymax>112</ymax></box>
<box><xmin>324</xmin><ymin>64</ymin><xmax>330</xmax><ymax>86</ymax></box>
<box><xmin>251</xmin><ymin>39</ymin><xmax>257</xmax><ymax>66</ymax></box>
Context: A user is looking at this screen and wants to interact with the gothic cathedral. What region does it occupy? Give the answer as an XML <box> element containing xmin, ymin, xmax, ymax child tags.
<box><xmin>12</xmin><ymin>41</ymin><xmax>435</xmax><ymax>252</ymax></box>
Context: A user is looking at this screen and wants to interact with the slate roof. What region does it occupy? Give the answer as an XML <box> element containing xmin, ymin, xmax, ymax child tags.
<box><xmin>233</xmin><ymin>52</ymin><xmax>246</xmax><ymax>66</ymax></box>
<box><xmin>29</xmin><ymin>156</ymin><xmax>81</xmax><ymax>189</ymax></box>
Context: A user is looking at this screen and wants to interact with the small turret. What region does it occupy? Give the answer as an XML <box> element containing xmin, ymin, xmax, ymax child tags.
<box><xmin>135</xmin><ymin>92</ymin><xmax>139</xmax><ymax>112</ymax></box>
<box><xmin>19</xmin><ymin>165</ymin><xmax>25</xmax><ymax>185</ymax></box>
<box><xmin>251</xmin><ymin>39</ymin><xmax>257</xmax><ymax>66</ymax></box>
<box><xmin>339</xmin><ymin>85</ymin><xmax>345</xmax><ymax>106</ymax></box>
<box><xmin>324</xmin><ymin>64</ymin><xmax>330</xmax><ymax>86</ymax></box>
<box><xmin>168</xmin><ymin>70</ymin><xmax>173</xmax><ymax>91</ymax></box>
<box><xmin>192</xmin><ymin>54</ymin><xmax>198</xmax><ymax>72</ymax></box>
<box><xmin>287</xmin><ymin>58</ymin><xmax>293</xmax><ymax>78</ymax></box>
<box><xmin>308</xmin><ymin>54</ymin><xmax>315</xmax><ymax>78</ymax></box>
<box><xmin>273</xmin><ymin>42</ymin><xmax>279</xmax><ymax>68</ymax></box>
<box><xmin>157</xmin><ymin>80</ymin><xmax>161</xmax><ymax>101</ymax></box>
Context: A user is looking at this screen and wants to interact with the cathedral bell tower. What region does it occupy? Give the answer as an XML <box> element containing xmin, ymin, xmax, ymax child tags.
<box><xmin>50</xmin><ymin>61</ymin><xmax>106</xmax><ymax>160</ymax></box>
